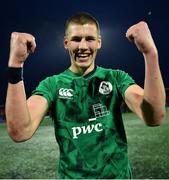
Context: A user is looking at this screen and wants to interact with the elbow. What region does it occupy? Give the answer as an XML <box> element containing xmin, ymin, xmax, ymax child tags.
<box><xmin>141</xmin><ymin>100</ymin><xmax>166</xmax><ymax>126</ymax></box>
<box><xmin>6</xmin><ymin>116</ymin><xmax>33</xmax><ymax>142</ymax></box>
<box><xmin>145</xmin><ymin>111</ymin><xmax>166</xmax><ymax>127</ymax></box>
<box><xmin>7</xmin><ymin>127</ymin><xmax>31</xmax><ymax>143</ymax></box>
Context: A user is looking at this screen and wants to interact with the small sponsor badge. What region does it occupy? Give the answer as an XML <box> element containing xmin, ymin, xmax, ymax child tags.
<box><xmin>99</xmin><ymin>81</ymin><xmax>113</xmax><ymax>95</ymax></box>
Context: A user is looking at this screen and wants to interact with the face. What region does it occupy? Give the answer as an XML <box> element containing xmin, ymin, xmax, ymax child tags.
<box><xmin>64</xmin><ymin>23</ymin><xmax>101</xmax><ymax>73</ymax></box>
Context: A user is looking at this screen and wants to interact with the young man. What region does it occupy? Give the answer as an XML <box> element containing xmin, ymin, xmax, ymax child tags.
<box><xmin>6</xmin><ymin>12</ymin><xmax>166</xmax><ymax>179</ymax></box>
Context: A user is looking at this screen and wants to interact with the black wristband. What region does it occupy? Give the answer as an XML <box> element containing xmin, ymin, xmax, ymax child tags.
<box><xmin>7</xmin><ymin>67</ymin><xmax>23</xmax><ymax>84</ymax></box>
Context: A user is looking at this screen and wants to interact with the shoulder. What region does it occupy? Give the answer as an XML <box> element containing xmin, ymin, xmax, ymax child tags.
<box><xmin>96</xmin><ymin>66</ymin><xmax>130</xmax><ymax>78</ymax></box>
<box><xmin>40</xmin><ymin>69</ymin><xmax>69</xmax><ymax>84</ymax></box>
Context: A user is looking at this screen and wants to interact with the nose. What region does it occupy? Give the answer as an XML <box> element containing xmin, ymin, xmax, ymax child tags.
<box><xmin>79</xmin><ymin>38</ymin><xmax>88</xmax><ymax>50</ymax></box>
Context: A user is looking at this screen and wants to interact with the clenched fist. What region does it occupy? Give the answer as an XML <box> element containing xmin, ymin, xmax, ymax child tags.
<box><xmin>8</xmin><ymin>32</ymin><xmax>36</xmax><ymax>67</ymax></box>
<box><xmin>126</xmin><ymin>21</ymin><xmax>157</xmax><ymax>55</ymax></box>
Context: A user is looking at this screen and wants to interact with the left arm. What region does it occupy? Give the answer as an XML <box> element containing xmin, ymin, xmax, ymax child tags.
<box><xmin>125</xmin><ymin>21</ymin><xmax>166</xmax><ymax>126</ymax></box>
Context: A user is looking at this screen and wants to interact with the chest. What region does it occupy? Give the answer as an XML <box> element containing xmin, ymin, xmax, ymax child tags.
<box><xmin>52</xmin><ymin>76</ymin><xmax>124</xmax><ymax>142</ymax></box>
<box><xmin>54</xmin><ymin>77</ymin><xmax>122</xmax><ymax>121</ymax></box>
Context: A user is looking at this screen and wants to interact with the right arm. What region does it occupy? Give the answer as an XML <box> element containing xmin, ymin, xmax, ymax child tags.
<box><xmin>5</xmin><ymin>32</ymin><xmax>48</xmax><ymax>142</ymax></box>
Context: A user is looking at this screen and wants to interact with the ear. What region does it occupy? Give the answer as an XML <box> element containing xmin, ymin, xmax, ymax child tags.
<box><xmin>64</xmin><ymin>36</ymin><xmax>68</xmax><ymax>49</ymax></box>
<box><xmin>97</xmin><ymin>35</ymin><xmax>102</xmax><ymax>49</ymax></box>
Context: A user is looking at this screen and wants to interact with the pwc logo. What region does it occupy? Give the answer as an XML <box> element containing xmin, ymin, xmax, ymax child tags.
<box><xmin>72</xmin><ymin>123</ymin><xmax>103</xmax><ymax>139</ymax></box>
<box><xmin>58</xmin><ymin>88</ymin><xmax>73</xmax><ymax>99</ymax></box>
<box><xmin>71</xmin><ymin>103</ymin><xmax>109</xmax><ymax>139</ymax></box>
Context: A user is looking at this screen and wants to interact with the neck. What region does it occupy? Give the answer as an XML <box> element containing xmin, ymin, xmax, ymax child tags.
<box><xmin>69</xmin><ymin>64</ymin><xmax>95</xmax><ymax>76</ymax></box>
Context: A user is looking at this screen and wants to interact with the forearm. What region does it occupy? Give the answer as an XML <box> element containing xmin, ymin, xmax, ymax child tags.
<box><xmin>126</xmin><ymin>21</ymin><xmax>166</xmax><ymax>125</ymax></box>
<box><xmin>5</xmin><ymin>32</ymin><xmax>37</xmax><ymax>141</ymax></box>
<box><xmin>6</xmin><ymin>81</ymin><xmax>32</xmax><ymax>141</ymax></box>
<box><xmin>142</xmin><ymin>50</ymin><xmax>166</xmax><ymax>125</ymax></box>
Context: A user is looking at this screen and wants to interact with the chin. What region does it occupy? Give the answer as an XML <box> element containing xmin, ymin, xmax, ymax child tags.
<box><xmin>77</xmin><ymin>62</ymin><xmax>92</xmax><ymax>69</ymax></box>
<box><xmin>76</xmin><ymin>59</ymin><xmax>94</xmax><ymax>67</ymax></box>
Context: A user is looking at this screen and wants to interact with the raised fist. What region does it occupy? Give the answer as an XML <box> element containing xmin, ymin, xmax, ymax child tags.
<box><xmin>126</xmin><ymin>21</ymin><xmax>157</xmax><ymax>55</ymax></box>
<box><xmin>8</xmin><ymin>32</ymin><xmax>36</xmax><ymax>67</ymax></box>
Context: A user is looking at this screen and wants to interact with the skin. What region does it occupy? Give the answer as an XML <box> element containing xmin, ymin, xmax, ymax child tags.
<box><xmin>64</xmin><ymin>23</ymin><xmax>101</xmax><ymax>76</ymax></box>
<box><xmin>125</xmin><ymin>22</ymin><xmax>166</xmax><ymax>125</ymax></box>
<box><xmin>5</xmin><ymin>21</ymin><xmax>166</xmax><ymax>142</ymax></box>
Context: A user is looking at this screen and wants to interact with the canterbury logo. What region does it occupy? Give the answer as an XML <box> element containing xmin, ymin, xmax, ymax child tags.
<box><xmin>59</xmin><ymin>88</ymin><xmax>73</xmax><ymax>99</ymax></box>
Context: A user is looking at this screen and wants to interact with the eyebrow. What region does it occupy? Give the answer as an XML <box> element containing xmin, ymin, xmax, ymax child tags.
<box><xmin>70</xmin><ymin>36</ymin><xmax>97</xmax><ymax>40</ymax></box>
<box><xmin>70</xmin><ymin>36</ymin><xmax>81</xmax><ymax>41</ymax></box>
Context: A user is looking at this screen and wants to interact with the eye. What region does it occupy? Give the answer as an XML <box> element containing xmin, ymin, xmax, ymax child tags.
<box><xmin>71</xmin><ymin>36</ymin><xmax>81</xmax><ymax>42</ymax></box>
<box><xmin>86</xmin><ymin>36</ymin><xmax>96</xmax><ymax>41</ymax></box>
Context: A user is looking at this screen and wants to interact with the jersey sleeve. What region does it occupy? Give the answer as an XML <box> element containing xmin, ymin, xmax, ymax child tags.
<box><xmin>114</xmin><ymin>70</ymin><xmax>136</xmax><ymax>99</ymax></box>
<box><xmin>32</xmin><ymin>77</ymin><xmax>56</xmax><ymax>108</ymax></box>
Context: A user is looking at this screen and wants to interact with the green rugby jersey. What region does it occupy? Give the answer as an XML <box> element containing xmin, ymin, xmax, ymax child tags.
<box><xmin>32</xmin><ymin>66</ymin><xmax>135</xmax><ymax>179</ymax></box>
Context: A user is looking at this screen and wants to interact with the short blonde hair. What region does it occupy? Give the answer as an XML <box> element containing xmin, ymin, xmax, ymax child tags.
<box><xmin>65</xmin><ymin>12</ymin><xmax>100</xmax><ymax>36</ymax></box>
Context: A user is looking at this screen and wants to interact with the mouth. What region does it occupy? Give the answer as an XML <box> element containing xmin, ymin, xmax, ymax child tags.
<box><xmin>75</xmin><ymin>53</ymin><xmax>91</xmax><ymax>62</ymax></box>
